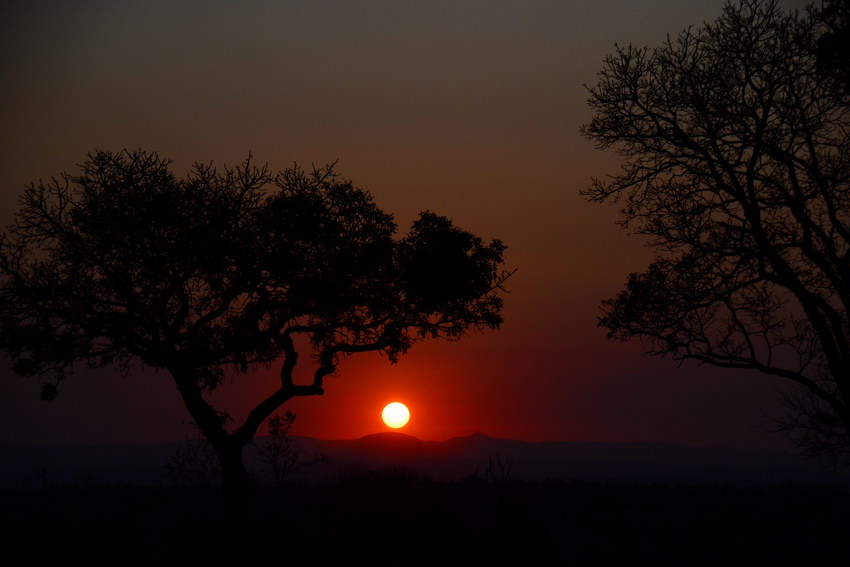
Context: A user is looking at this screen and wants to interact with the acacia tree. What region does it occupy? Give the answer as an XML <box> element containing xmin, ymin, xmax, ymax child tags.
<box><xmin>0</xmin><ymin>150</ymin><xmax>511</xmax><ymax>499</ymax></box>
<box><xmin>581</xmin><ymin>0</ymin><xmax>850</xmax><ymax>458</ymax></box>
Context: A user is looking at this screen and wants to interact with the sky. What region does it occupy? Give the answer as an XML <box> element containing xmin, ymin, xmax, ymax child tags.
<box><xmin>0</xmin><ymin>0</ymin><xmax>812</xmax><ymax>449</ymax></box>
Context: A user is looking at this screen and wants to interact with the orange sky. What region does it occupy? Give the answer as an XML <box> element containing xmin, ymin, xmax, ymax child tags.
<box><xmin>0</xmin><ymin>0</ymin><xmax>810</xmax><ymax>449</ymax></box>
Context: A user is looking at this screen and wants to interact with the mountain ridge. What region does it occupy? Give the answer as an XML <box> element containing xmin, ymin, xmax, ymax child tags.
<box><xmin>2</xmin><ymin>431</ymin><xmax>847</xmax><ymax>489</ymax></box>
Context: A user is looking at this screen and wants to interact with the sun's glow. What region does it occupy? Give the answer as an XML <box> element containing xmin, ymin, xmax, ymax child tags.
<box><xmin>381</xmin><ymin>402</ymin><xmax>410</xmax><ymax>429</ymax></box>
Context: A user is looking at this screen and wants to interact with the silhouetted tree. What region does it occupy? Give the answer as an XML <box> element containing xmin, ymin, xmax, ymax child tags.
<box><xmin>165</xmin><ymin>432</ymin><xmax>220</xmax><ymax>489</ymax></box>
<box><xmin>0</xmin><ymin>150</ymin><xmax>511</xmax><ymax>501</ymax></box>
<box><xmin>256</xmin><ymin>411</ymin><xmax>326</xmax><ymax>487</ymax></box>
<box><xmin>582</xmin><ymin>0</ymin><xmax>850</xmax><ymax>459</ymax></box>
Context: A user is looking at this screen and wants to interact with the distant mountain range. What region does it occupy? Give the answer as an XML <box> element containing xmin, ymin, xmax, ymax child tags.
<box><xmin>2</xmin><ymin>432</ymin><xmax>848</xmax><ymax>489</ymax></box>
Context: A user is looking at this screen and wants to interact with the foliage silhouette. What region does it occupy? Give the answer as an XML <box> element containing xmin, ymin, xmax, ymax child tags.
<box><xmin>0</xmin><ymin>149</ymin><xmax>512</xmax><ymax>500</ymax></box>
<box><xmin>165</xmin><ymin>434</ymin><xmax>220</xmax><ymax>489</ymax></box>
<box><xmin>582</xmin><ymin>0</ymin><xmax>850</xmax><ymax>459</ymax></box>
<box><xmin>255</xmin><ymin>411</ymin><xmax>326</xmax><ymax>488</ymax></box>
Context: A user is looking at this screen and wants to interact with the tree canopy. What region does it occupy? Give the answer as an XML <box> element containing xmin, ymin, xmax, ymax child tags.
<box><xmin>582</xmin><ymin>0</ymin><xmax>850</xmax><ymax>458</ymax></box>
<box><xmin>0</xmin><ymin>150</ymin><xmax>511</xmax><ymax>496</ymax></box>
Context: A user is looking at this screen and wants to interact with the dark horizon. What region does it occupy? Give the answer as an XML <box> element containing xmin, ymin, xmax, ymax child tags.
<box><xmin>4</xmin><ymin>429</ymin><xmax>844</xmax><ymax>490</ymax></box>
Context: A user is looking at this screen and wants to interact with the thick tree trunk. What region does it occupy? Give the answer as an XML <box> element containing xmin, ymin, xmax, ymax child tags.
<box><xmin>170</xmin><ymin>367</ymin><xmax>256</xmax><ymax>508</ymax></box>
<box><xmin>213</xmin><ymin>438</ymin><xmax>254</xmax><ymax>509</ymax></box>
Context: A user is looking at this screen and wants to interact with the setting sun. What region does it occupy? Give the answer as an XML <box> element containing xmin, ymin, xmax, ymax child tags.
<box><xmin>381</xmin><ymin>402</ymin><xmax>411</xmax><ymax>429</ymax></box>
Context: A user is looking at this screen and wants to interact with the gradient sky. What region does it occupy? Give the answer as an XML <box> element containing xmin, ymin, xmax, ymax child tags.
<box><xmin>0</xmin><ymin>0</ymin><xmax>812</xmax><ymax>449</ymax></box>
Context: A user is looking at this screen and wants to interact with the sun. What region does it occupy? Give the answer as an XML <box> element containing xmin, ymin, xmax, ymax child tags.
<box><xmin>381</xmin><ymin>402</ymin><xmax>410</xmax><ymax>429</ymax></box>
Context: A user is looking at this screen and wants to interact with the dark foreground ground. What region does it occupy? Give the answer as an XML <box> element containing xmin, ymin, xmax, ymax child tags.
<box><xmin>4</xmin><ymin>469</ymin><xmax>850</xmax><ymax>565</ymax></box>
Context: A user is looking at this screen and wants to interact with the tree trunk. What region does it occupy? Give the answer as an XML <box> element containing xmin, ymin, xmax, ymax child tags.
<box><xmin>209</xmin><ymin>438</ymin><xmax>257</xmax><ymax>558</ymax></box>
<box><xmin>169</xmin><ymin>367</ymin><xmax>256</xmax><ymax>508</ymax></box>
<box><xmin>213</xmin><ymin>438</ymin><xmax>254</xmax><ymax>510</ymax></box>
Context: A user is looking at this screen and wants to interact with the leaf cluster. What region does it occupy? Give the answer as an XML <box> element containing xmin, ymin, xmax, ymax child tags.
<box><xmin>0</xmin><ymin>150</ymin><xmax>511</xmax><ymax>398</ymax></box>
